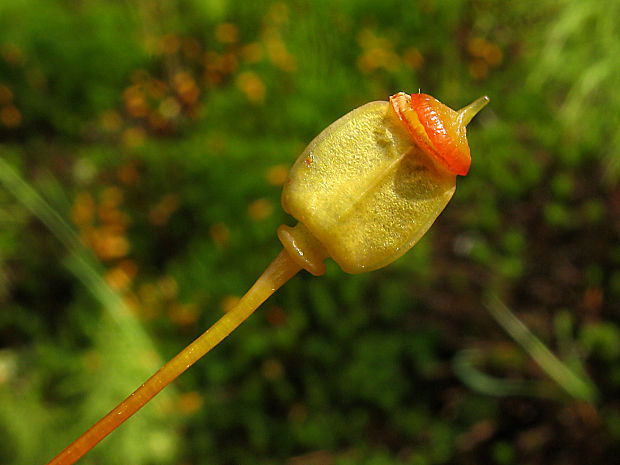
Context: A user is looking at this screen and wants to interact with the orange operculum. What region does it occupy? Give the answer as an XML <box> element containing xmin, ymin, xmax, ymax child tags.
<box><xmin>389</xmin><ymin>92</ymin><xmax>471</xmax><ymax>176</ymax></box>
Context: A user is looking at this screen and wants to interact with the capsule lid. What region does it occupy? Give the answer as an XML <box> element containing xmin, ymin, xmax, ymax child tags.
<box><xmin>390</xmin><ymin>93</ymin><xmax>489</xmax><ymax>176</ymax></box>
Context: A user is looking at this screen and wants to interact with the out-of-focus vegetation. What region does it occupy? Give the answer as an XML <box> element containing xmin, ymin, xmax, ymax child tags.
<box><xmin>0</xmin><ymin>0</ymin><xmax>618</xmax><ymax>464</ymax></box>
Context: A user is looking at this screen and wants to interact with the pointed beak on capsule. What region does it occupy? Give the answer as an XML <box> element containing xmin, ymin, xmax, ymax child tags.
<box><xmin>458</xmin><ymin>95</ymin><xmax>490</xmax><ymax>127</ymax></box>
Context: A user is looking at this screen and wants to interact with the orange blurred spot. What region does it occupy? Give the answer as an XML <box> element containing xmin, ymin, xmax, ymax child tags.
<box><xmin>483</xmin><ymin>43</ymin><xmax>503</xmax><ymax>66</ymax></box>
<box><xmin>138</xmin><ymin>282</ymin><xmax>160</xmax><ymax>308</ymax></box>
<box><xmin>79</xmin><ymin>225</ymin><xmax>95</xmax><ymax>245</ymax></box>
<box><xmin>266</xmin><ymin>306</ymin><xmax>287</xmax><ymax>326</ymax></box>
<box><xmin>143</xmin><ymin>35</ymin><xmax>160</xmax><ymax>55</ymax></box>
<box><xmin>178</xmin><ymin>82</ymin><xmax>200</xmax><ymax>105</ymax></box>
<box><xmin>240</xmin><ymin>43</ymin><xmax>263</xmax><ymax>63</ymax></box>
<box><xmin>288</xmin><ymin>403</ymin><xmax>307</xmax><ymax>424</ymax></box>
<box><xmin>261</xmin><ymin>358</ymin><xmax>283</xmax><ymax>380</ymax></box>
<box><xmin>403</xmin><ymin>47</ymin><xmax>424</xmax><ymax>70</ymax></box>
<box><xmin>172</xmin><ymin>71</ymin><xmax>191</xmax><ymax>89</ymax></box>
<box><xmin>158</xmin><ymin>275</ymin><xmax>178</xmax><ymax>299</ymax></box>
<box><xmin>26</xmin><ymin>68</ymin><xmax>47</xmax><ymax>90</ymax></box>
<box><xmin>220</xmin><ymin>295</ymin><xmax>240</xmax><ymax>313</ymax></box>
<box><xmin>248</xmin><ymin>198</ymin><xmax>273</xmax><ymax>221</ymax></box>
<box><xmin>266</xmin><ymin>2</ymin><xmax>289</xmax><ymax>25</ymax></box>
<box><xmin>265</xmin><ymin>37</ymin><xmax>296</xmax><ymax>72</ymax></box>
<box><xmin>117</xmin><ymin>162</ymin><xmax>140</xmax><ymax>186</ymax></box>
<box><xmin>100</xmin><ymin>110</ymin><xmax>122</xmax><ymax>132</ymax></box>
<box><xmin>173</xmin><ymin>72</ymin><xmax>200</xmax><ymax>105</ymax></box>
<box><xmin>105</xmin><ymin>260</ymin><xmax>138</xmax><ymax>291</ymax></box>
<box><xmin>0</xmin><ymin>105</ymin><xmax>21</xmax><ymax>128</ymax></box>
<box><xmin>99</xmin><ymin>217</ymin><xmax>127</xmax><ymax>237</ymax></box>
<box><xmin>205</xmin><ymin>52</ymin><xmax>238</xmax><ymax>74</ymax></box>
<box><xmin>1</xmin><ymin>44</ymin><xmax>24</xmax><ymax>66</ymax></box>
<box><xmin>356</xmin><ymin>30</ymin><xmax>400</xmax><ymax>74</ymax></box>
<box><xmin>181</xmin><ymin>37</ymin><xmax>202</xmax><ymax>60</ymax></box>
<box><xmin>148</xmin><ymin>112</ymin><xmax>169</xmax><ymax>131</ymax></box>
<box><xmin>458</xmin><ymin>420</ymin><xmax>496</xmax><ymax>451</ymax></box>
<box><xmin>0</xmin><ymin>84</ymin><xmax>13</xmax><ymax>105</ymax></box>
<box><xmin>93</xmin><ymin>230</ymin><xmax>130</xmax><ymax>260</ymax></box>
<box><xmin>575</xmin><ymin>402</ymin><xmax>600</xmax><ymax>427</ymax></box>
<box><xmin>356</xmin><ymin>28</ymin><xmax>376</xmax><ymax>48</ymax></box>
<box><xmin>215</xmin><ymin>23</ymin><xmax>239</xmax><ymax>44</ymax></box>
<box><xmin>146</xmin><ymin>79</ymin><xmax>168</xmax><ymax>99</ymax></box>
<box><xmin>162</xmin><ymin>193</ymin><xmax>180</xmax><ymax>212</ymax></box>
<box><xmin>100</xmin><ymin>186</ymin><xmax>123</xmax><ymax>208</ymax></box>
<box><xmin>356</xmin><ymin>53</ymin><xmax>376</xmax><ymax>73</ymax></box>
<box><xmin>583</xmin><ymin>287</ymin><xmax>603</xmax><ymax>312</ymax></box>
<box><xmin>467</xmin><ymin>37</ymin><xmax>488</xmax><ymax>57</ymax></box>
<box><xmin>177</xmin><ymin>391</ymin><xmax>203</xmax><ymax>415</ymax></box>
<box><xmin>99</xmin><ymin>210</ymin><xmax>129</xmax><ymax>233</ymax></box>
<box><xmin>209</xmin><ymin>222</ymin><xmax>230</xmax><ymax>246</ymax></box>
<box><xmin>202</xmin><ymin>67</ymin><xmax>220</xmax><ymax>85</ymax></box>
<box><xmin>160</xmin><ymin>34</ymin><xmax>181</xmax><ymax>54</ymax></box>
<box><xmin>469</xmin><ymin>58</ymin><xmax>489</xmax><ymax>79</ymax></box>
<box><xmin>266</xmin><ymin>164</ymin><xmax>289</xmax><ymax>186</ymax></box>
<box><xmin>130</xmin><ymin>69</ymin><xmax>150</xmax><ymax>84</ymax></box>
<box><xmin>187</xmin><ymin>101</ymin><xmax>204</xmax><ymax>120</ymax></box>
<box><xmin>169</xmin><ymin>303</ymin><xmax>200</xmax><ymax>326</ymax></box>
<box><xmin>122</xmin><ymin>293</ymin><xmax>141</xmax><ymax>313</ymax></box>
<box><xmin>124</xmin><ymin>85</ymin><xmax>149</xmax><ymax>118</ymax></box>
<box><xmin>203</xmin><ymin>50</ymin><xmax>218</xmax><ymax>67</ymax></box>
<box><xmin>219</xmin><ymin>53</ymin><xmax>238</xmax><ymax>74</ymax></box>
<box><xmin>469</xmin><ymin>59</ymin><xmax>488</xmax><ymax>79</ymax></box>
<box><xmin>72</xmin><ymin>192</ymin><xmax>95</xmax><ymax>227</ymax></box>
<box><xmin>122</xmin><ymin>127</ymin><xmax>146</xmax><ymax>147</ymax></box>
<box><xmin>149</xmin><ymin>193</ymin><xmax>180</xmax><ymax>226</ymax></box>
<box><xmin>203</xmin><ymin>51</ymin><xmax>239</xmax><ymax>84</ymax></box>
<box><xmin>236</xmin><ymin>71</ymin><xmax>265</xmax><ymax>104</ymax></box>
<box><xmin>126</xmin><ymin>98</ymin><xmax>149</xmax><ymax>118</ymax></box>
<box><xmin>357</xmin><ymin>46</ymin><xmax>400</xmax><ymax>73</ymax></box>
<box><xmin>467</xmin><ymin>37</ymin><xmax>502</xmax><ymax>67</ymax></box>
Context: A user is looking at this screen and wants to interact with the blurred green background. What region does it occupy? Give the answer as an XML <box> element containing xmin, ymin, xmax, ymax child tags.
<box><xmin>0</xmin><ymin>0</ymin><xmax>619</xmax><ymax>464</ymax></box>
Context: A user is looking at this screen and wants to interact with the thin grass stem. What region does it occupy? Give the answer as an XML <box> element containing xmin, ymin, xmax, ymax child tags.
<box><xmin>485</xmin><ymin>294</ymin><xmax>598</xmax><ymax>403</ymax></box>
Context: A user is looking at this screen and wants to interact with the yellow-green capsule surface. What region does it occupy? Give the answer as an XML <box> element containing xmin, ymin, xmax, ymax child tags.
<box><xmin>279</xmin><ymin>93</ymin><xmax>488</xmax><ymax>275</ymax></box>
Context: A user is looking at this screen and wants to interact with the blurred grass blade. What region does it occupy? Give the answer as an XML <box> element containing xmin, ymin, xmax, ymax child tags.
<box><xmin>485</xmin><ymin>294</ymin><xmax>598</xmax><ymax>403</ymax></box>
<box><xmin>453</xmin><ymin>349</ymin><xmax>545</xmax><ymax>398</ymax></box>
<box><xmin>0</xmin><ymin>157</ymin><xmax>161</xmax><ymax>369</ymax></box>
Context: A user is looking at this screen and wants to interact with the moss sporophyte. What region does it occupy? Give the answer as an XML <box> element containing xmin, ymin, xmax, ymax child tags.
<box><xmin>46</xmin><ymin>92</ymin><xmax>488</xmax><ymax>465</ymax></box>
